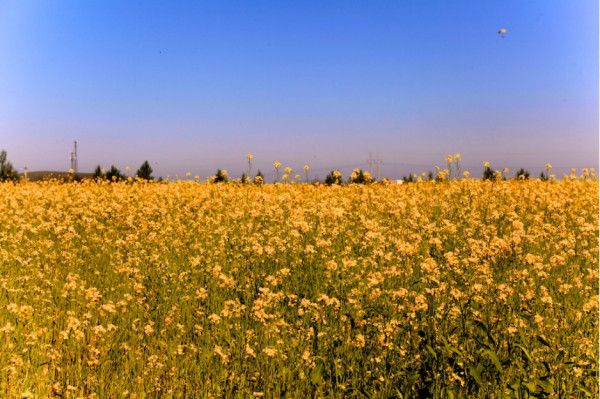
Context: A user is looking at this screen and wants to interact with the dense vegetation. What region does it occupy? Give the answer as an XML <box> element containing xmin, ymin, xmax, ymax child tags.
<box><xmin>0</xmin><ymin>178</ymin><xmax>597</xmax><ymax>398</ymax></box>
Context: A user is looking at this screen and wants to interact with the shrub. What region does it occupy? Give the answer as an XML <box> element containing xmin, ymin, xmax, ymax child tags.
<box><xmin>324</xmin><ymin>170</ymin><xmax>343</xmax><ymax>186</ymax></box>
<box><xmin>515</xmin><ymin>168</ymin><xmax>530</xmax><ymax>180</ymax></box>
<box><xmin>211</xmin><ymin>169</ymin><xmax>229</xmax><ymax>183</ymax></box>
<box><xmin>402</xmin><ymin>173</ymin><xmax>417</xmax><ymax>183</ymax></box>
<box><xmin>349</xmin><ymin>168</ymin><xmax>374</xmax><ymax>184</ymax></box>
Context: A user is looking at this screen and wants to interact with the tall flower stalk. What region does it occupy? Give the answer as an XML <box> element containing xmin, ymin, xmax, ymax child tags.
<box><xmin>273</xmin><ymin>161</ymin><xmax>281</xmax><ymax>182</ymax></box>
<box><xmin>303</xmin><ymin>165</ymin><xmax>310</xmax><ymax>182</ymax></box>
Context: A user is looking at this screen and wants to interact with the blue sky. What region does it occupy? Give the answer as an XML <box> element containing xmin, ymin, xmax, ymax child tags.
<box><xmin>0</xmin><ymin>0</ymin><xmax>597</xmax><ymax>179</ymax></box>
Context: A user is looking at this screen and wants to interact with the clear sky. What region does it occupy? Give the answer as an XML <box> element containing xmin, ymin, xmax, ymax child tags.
<box><xmin>0</xmin><ymin>0</ymin><xmax>597</xmax><ymax>179</ymax></box>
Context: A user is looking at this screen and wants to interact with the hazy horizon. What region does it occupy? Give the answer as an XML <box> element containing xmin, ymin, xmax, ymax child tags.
<box><xmin>1</xmin><ymin>1</ymin><xmax>598</xmax><ymax>179</ymax></box>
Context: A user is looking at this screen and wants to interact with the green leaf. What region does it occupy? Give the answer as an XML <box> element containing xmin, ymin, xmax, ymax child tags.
<box><xmin>484</xmin><ymin>350</ymin><xmax>503</xmax><ymax>372</ymax></box>
<box><xmin>426</xmin><ymin>345</ymin><xmax>437</xmax><ymax>359</ymax></box>
<box><xmin>310</xmin><ymin>366</ymin><xmax>323</xmax><ymax>385</ymax></box>
<box><xmin>473</xmin><ymin>319</ymin><xmax>487</xmax><ymax>332</ymax></box>
<box><xmin>536</xmin><ymin>378</ymin><xmax>554</xmax><ymax>394</ymax></box>
<box><xmin>469</xmin><ymin>365</ymin><xmax>483</xmax><ymax>385</ymax></box>
<box><xmin>441</xmin><ymin>336</ymin><xmax>463</xmax><ymax>358</ymax></box>
<box><xmin>536</xmin><ymin>335</ymin><xmax>551</xmax><ymax>348</ymax></box>
<box><xmin>524</xmin><ymin>381</ymin><xmax>537</xmax><ymax>393</ymax></box>
<box><xmin>577</xmin><ymin>387</ymin><xmax>592</xmax><ymax>397</ymax></box>
<box><xmin>507</xmin><ymin>381</ymin><xmax>520</xmax><ymax>392</ymax></box>
<box><xmin>515</xmin><ymin>344</ymin><xmax>532</xmax><ymax>365</ymax></box>
<box><xmin>542</xmin><ymin>361</ymin><xmax>551</xmax><ymax>374</ymax></box>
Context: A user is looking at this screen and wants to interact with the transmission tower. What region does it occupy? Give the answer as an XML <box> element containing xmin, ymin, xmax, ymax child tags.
<box><xmin>70</xmin><ymin>140</ymin><xmax>78</xmax><ymax>173</ymax></box>
<box><xmin>367</xmin><ymin>152</ymin><xmax>383</xmax><ymax>180</ymax></box>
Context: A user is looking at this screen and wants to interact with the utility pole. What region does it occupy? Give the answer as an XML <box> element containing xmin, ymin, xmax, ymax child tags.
<box><xmin>70</xmin><ymin>140</ymin><xmax>78</xmax><ymax>173</ymax></box>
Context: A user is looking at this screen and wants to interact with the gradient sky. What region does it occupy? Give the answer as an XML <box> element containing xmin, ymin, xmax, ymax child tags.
<box><xmin>0</xmin><ymin>0</ymin><xmax>597</xmax><ymax>179</ymax></box>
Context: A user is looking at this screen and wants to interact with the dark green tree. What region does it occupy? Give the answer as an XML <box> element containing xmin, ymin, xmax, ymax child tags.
<box><xmin>482</xmin><ymin>166</ymin><xmax>495</xmax><ymax>180</ymax></box>
<box><xmin>540</xmin><ymin>171</ymin><xmax>549</xmax><ymax>181</ymax></box>
<box><xmin>515</xmin><ymin>168</ymin><xmax>530</xmax><ymax>180</ymax></box>
<box><xmin>0</xmin><ymin>150</ymin><xmax>19</xmax><ymax>182</ymax></box>
<box><xmin>136</xmin><ymin>160</ymin><xmax>154</xmax><ymax>180</ymax></box>
<box><xmin>212</xmin><ymin>169</ymin><xmax>229</xmax><ymax>183</ymax></box>
<box><xmin>105</xmin><ymin>165</ymin><xmax>124</xmax><ymax>182</ymax></box>
<box><xmin>349</xmin><ymin>168</ymin><xmax>370</xmax><ymax>184</ymax></box>
<box><xmin>324</xmin><ymin>170</ymin><xmax>343</xmax><ymax>186</ymax></box>
<box><xmin>402</xmin><ymin>174</ymin><xmax>417</xmax><ymax>183</ymax></box>
<box><xmin>93</xmin><ymin>165</ymin><xmax>105</xmax><ymax>180</ymax></box>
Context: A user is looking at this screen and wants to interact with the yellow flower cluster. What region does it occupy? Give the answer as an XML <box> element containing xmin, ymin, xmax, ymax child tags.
<box><xmin>0</xmin><ymin>178</ymin><xmax>597</xmax><ymax>397</ymax></box>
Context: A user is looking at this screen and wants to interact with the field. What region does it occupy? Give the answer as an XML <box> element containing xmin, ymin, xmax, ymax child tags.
<box><xmin>19</xmin><ymin>171</ymin><xmax>95</xmax><ymax>182</ymax></box>
<box><xmin>0</xmin><ymin>179</ymin><xmax>597</xmax><ymax>398</ymax></box>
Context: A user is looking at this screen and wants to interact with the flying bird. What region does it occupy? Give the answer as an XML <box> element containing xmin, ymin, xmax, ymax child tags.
<box><xmin>498</xmin><ymin>28</ymin><xmax>507</xmax><ymax>38</ymax></box>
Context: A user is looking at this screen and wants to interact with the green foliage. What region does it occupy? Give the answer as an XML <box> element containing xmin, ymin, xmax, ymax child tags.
<box><xmin>136</xmin><ymin>160</ymin><xmax>154</xmax><ymax>180</ymax></box>
<box><xmin>212</xmin><ymin>169</ymin><xmax>229</xmax><ymax>183</ymax></box>
<box><xmin>348</xmin><ymin>168</ymin><xmax>373</xmax><ymax>184</ymax></box>
<box><xmin>0</xmin><ymin>150</ymin><xmax>19</xmax><ymax>182</ymax></box>
<box><xmin>105</xmin><ymin>165</ymin><xmax>125</xmax><ymax>182</ymax></box>
<box><xmin>515</xmin><ymin>168</ymin><xmax>530</xmax><ymax>180</ymax></box>
<box><xmin>482</xmin><ymin>166</ymin><xmax>495</xmax><ymax>180</ymax></box>
<box><xmin>402</xmin><ymin>173</ymin><xmax>417</xmax><ymax>183</ymax></box>
<box><xmin>93</xmin><ymin>165</ymin><xmax>105</xmax><ymax>180</ymax></box>
<box><xmin>324</xmin><ymin>170</ymin><xmax>342</xmax><ymax>185</ymax></box>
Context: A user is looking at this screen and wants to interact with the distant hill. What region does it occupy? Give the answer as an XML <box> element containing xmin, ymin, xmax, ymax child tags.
<box><xmin>20</xmin><ymin>171</ymin><xmax>94</xmax><ymax>181</ymax></box>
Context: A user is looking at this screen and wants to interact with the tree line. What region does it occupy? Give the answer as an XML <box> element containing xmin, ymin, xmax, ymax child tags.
<box><xmin>0</xmin><ymin>148</ymin><xmax>586</xmax><ymax>183</ymax></box>
<box><xmin>92</xmin><ymin>161</ymin><xmax>154</xmax><ymax>181</ymax></box>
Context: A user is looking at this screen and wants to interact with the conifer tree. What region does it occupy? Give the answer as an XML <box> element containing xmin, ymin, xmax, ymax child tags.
<box><xmin>136</xmin><ymin>161</ymin><xmax>154</xmax><ymax>180</ymax></box>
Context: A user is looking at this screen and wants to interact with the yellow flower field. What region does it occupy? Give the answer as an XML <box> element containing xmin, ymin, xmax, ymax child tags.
<box><xmin>0</xmin><ymin>179</ymin><xmax>597</xmax><ymax>397</ymax></box>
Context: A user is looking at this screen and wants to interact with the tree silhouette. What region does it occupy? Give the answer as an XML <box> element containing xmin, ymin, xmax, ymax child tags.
<box><xmin>136</xmin><ymin>161</ymin><xmax>154</xmax><ymax>180</ymax></box>
<box><xmin>515</xmin><ymin>168</ymin><xmax>530</xmax><ymax>180</ymax></box>
<box><xmin>0</xmin><ymin>150</ymin><xmax>19</xmax><ymax>182</ymax></box>
<box><xmin>93</xmin><ymin>165</ymin><xmax>105</xmax><ymax>180</ymax></box>
<box><xmin>106</xmin><ymin>165</ymin><xmax>125</xmax><ymax>182</ymax></box>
